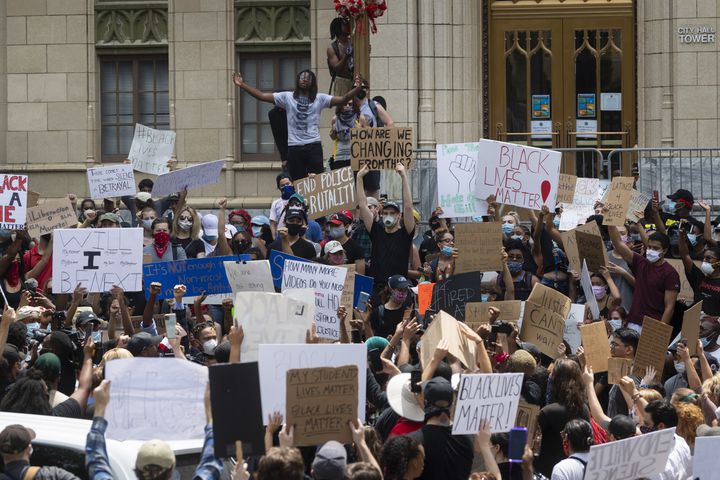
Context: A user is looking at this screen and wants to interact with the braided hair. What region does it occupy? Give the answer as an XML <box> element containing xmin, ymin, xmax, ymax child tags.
<box><xmin>380</xmin><ymin>436</ymin><xmax>422</xmax><ymax>480</ymax></box>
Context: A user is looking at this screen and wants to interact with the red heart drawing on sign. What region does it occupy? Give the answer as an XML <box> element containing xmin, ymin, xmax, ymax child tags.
<box><xmin>540</xmin><ymin>180</ymin><xmax>551</xmax><ymax>203</ymax></box>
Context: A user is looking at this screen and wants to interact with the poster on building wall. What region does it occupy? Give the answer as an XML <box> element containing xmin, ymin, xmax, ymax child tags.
<box><xmin>532</xmin><ymin>95</ymin><xmax>550</xmax><ymax>119</ymax></box>
<box><xmin>577</xmin><ymin>94</ymin><xmax>596</xmax><ymax>118</ymax></box>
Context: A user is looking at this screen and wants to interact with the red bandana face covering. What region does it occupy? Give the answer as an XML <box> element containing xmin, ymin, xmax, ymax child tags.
<box><xmin>153</xmin><ymin>231</ymin><xmax>170</xmax><ymax>258</ymax></box>
<box><xmin>5</xmin><ymin>261</ymin><xmax>20</xmax><ymax>287</ymax></box>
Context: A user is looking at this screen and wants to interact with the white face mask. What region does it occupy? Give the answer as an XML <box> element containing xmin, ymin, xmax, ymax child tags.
<box><xmin>382</xmin><ymin>215</ymin><xmax>397</xmax><ymax>228</ymax></box>
<box><xmin>701</xmin><ymin>261</ymin><xmax>716</xmax><ymax>276</ymax></box>
<box><xmin>646</xmin><ymin>249</ymin><xmax>661</xmax><ymax>263</ymax></box>
<box><xmin>674</xmin><ymin>361</ymin><xmax>686</xmax><ymax>374</ymax></box>
<box><xmin>202</xmin><ymin>339</ymin><xmax>218</xmax><ymax>356</ymax></box>
<box><xmin>178</xmin><ymin>219</ymin><xmax>193</xmax><ymax>232</ymax></box>
<box><xmin>328</xmin><ymin>226</ymin><xmax>345</xmax><ymax>239</ymax></box>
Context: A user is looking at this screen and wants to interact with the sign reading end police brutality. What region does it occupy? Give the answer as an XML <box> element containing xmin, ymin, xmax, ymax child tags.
<box><xmin>52</xmin><ymin>228</ymin><xmax>143</xmax><ymax>294</ymax></box>
<box><xmin>294</xmin><ymin>167</ymin><xmax>355</xmax><ymax>219</ymax></box>
<box><xmin>475</xmin><ymin>139</ymin><xmax>562</xmax><ymax>210</ymax></box>
<box><xmin>128</xmin><ymin>124</ymin><xmax>176</xmax><ymax>175</ymax></box>
<box><xmin>0</xmin><ymin>174</ymin><xmax>27</xmax><ymax>229</ymax></box>
<box><xmin>350</xmin><ymin>127</ymin><xmax>413</xmax><ymax>170</ymax></box>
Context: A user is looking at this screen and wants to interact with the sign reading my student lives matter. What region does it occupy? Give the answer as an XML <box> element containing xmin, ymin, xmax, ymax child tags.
<box><xmin>475</xmin><ymin>139</ymin><xmax>562</xmax><ymax>210</ymax></box>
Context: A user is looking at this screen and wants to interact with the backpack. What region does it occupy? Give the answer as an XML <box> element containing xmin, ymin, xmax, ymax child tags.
<box><xmin>367</xmin><ymin>100</ymin><xmax>384</xmax><ymax>127</ymax></box>
<box><xmin>0</xmin><ymin>466</ymin><xmax>40</xmax><ymax>480</ymax></box>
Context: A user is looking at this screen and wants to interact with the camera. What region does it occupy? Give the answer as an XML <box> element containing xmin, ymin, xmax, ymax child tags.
<box><xmin>491</xmin><ymin>320</ymin><xmax>514</xmax><ymax>335</ymax></box>
<box><xmin>31</xmin><ymin>329</ymin><xmax>50</xmax><ymax>342</ymax></box>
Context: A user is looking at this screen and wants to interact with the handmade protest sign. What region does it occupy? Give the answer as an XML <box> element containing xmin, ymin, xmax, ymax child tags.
<box><xmin>269</xmin><ymin>250</ymin><xmax>311</xmax><ymax>290</ymax></box>
<box><xmin>632</xmin><ymin>316</ymin><xmax>673</xmax><ymax>382</ymax></box>
<box><xmin>143</xmin><ymin>255</ymin><xmax>236</xmax><ymax>299</ymax></box>
<box><xmin>128</xmin><ymin>124</ymin><xmax>175</xmax><ymax>175</ymax></box>
<box><xmin>560</xmin><ymin>177</ymin><xmax>599</xmax><ymax>221</ymax></box>
<box><xmin>286</xmin><ymin>365</ymin><xmax>358</xmax><ymax>446</ymax></box>
<box><xmin>436</xmin><ymin>142</ymin><xmax>488</xmax><ymax>218</ymax></box>
<box><xmin>341</xmin><ymin>264</ymin><xmax>356</xmax><ymax>309</ymax></box>
<box><xmin>453</xmin><ymin>223</ymin><xmax>503</xmax><ymax>273</ymax></box>
<box><xmin>608</xmin><ymin>357</ymin><xmax>634</xmax><ymax>385</ymax></box>
<box><xmin>0</xmin><ymin>174</ymin><xmax>27</xmax><ymax>229</ymax></box>
<box><xmin>558</xmin><ymin>211</ymin><xmax>580</xmax><ymax>231</ymax></box>
<box><xmin>564</xmin><ymin>304</ymin><xmax>585</xmax><ymax>353</ymax></box>
<box><xmin>27</xmin><ymin>190</ymin><xmax>40</xmax><ymax>208</ymax></box>
<box><xmin>515</xmin><ymin>401</ymin><xmax>540</xmax><ymax>443</ymax></box>
<box><xmin>282</xmin><ymin>260</ymin><xmax>347</xmax><ymax>340</ymax></box>
<box><xmin>87</xmin><ymin>164</ymin><xmax>136</xmax><ymax>199</ymax></box>
<box><xmin>693</xmin><ymin>436</ymin><xmax>720</xmax><ymax>480</ymax></box>
<box><xmin>667</xmin><ymin>259</ymin><xmax>694</xmax><ymax>302</ymax></box>
<box><xmin>26</xmin><ymin>198</ymin><xmax>77</xmax><ymax>239</ymax></box>
<box><xmin>151</xmin><ymin>159</ymin><xmax>225</xmax><ymax>197</ymax></box>
<box><xmin>452</xmin><ymin>373</ymin><xmax>524</xmax><ymax>434</ymax></box>
<box><xmin>223</xmin><ymin>260</ymin><xmax>275</xmax><ymax>295</ymax></box>
<box><xmin>258</xmin><ymin>344</ymin><xmax>366</xmax><ymax>423</ymax></box>
<box><xmin>520</xmin><ymin>283</ymin><xmax>571</xmax><ymax>358</ymax></box>
<box><xmin>465</xmin><ymin>300</ymin><xmax>522</xmax><ymax>324</ymax></box>
<box><xmin>581</xmin><ymin>260</ymin><xmax>600</xmax><ymax>319</ymax></box>
<box><xmin>584</xmin><ymin>428</ymin><xmax>676</xmax><ymax>480</ymax></box>
<box><xmin>350</xmin><ymin>127</ymin><xmax>414</xmax><ymax>170</ymax></box>
<box><xmin>627</xmin><ymin>190</ymin><xmax>652</xmax><ymax>223</ymax></box>
<box><xmin>105</xmin><ymin>358</ymin><xmax>208</xmax><ymax>441</ymax></box>
<box><xmin>130</xmin><ymin>314</ymin><xmax>167</xmax><ymax>335</ymax></box>
<box><xmin>576</xmin><ymin>229</ymin><xmax>607</xmax><ymax>274</ymax></box>
<box><xmin>580</xmin><ymin>321</ymin><xmax>611</xmax><ymax>372</ymax></box>
<box><xmin>475</xmin><ymin>139</ymin><xmax>562</xmax><ymax>210</ymax></box>
<box><xmin>557</xmin><ymin>174</ymin><xmax>578</xmax><ymax>204</ymax></box>
<box><xmin>234</xmin><ymin>291</ymin><xmax>314</xmax><ymax>363</ymax></box>
<box><xmin>293</xmin><ymin>167</ymin><xmax>355</xmax><ymax>219</ymax></box>
<box><xmin>428</xmin><ymin>271</ymin><xmax>483</xmax><ymax>321</ymax></box>
<box><xmin>682</xmin><ymin>300</ymin><xmax>703</xmax><ymax>355</ymax></box>
<box><xmin>603</xmin><ymin>176</ymin><xmax>635</xmax><ymax>226</ymax></box>
<box><xmin>420</xmin><ymin>311</ymin><xmax>476</xmax><ymax>369</ymax></box>
<box><xmin>209</xmin><ymin>362</ymin><xmax>265</xmax><ymax>458</ymax></box>
<box><xmin>52</xmin><ymin>228</ymin><xmax>143</xmax><ymax>294</ymax></box>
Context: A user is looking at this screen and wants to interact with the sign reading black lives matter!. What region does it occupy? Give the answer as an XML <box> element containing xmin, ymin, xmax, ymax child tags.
<box><xmin>87</xmin><ymin>164</ymin><xmax>136</xmax><ymax>199</ymax></box>
<box><xmin>52</xmin><ymin>228</ymin><xmax>144</xmax><ymax>294</ymax></box>
<box><xmin>294</xmin><ymin>167</ymin><xmax>356</xmax><ymax>219</ymax></box>
<box><xmin>452</xmin><ymin>373</ymin><xmax>524</xmax><ymax>434</ymax></box>
<box><xmin>350</xmin><ymin>127</ymin><xmax>413</xmax><ymax>170</ymax></box>
<box><xmin>0</xmin><ymin>174</ymin><xmax>27</xmax><ymax>229</ymax></box>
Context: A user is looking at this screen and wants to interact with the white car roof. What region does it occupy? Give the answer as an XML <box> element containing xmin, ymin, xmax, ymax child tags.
<box><xmin>0</xmin><ymin>412</ymin><xmax>203</xmax><ymax>480</ymax></box>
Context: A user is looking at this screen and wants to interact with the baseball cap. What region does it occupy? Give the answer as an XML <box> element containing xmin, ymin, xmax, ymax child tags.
<box><xmin>423</xmin><ymin>376</ymin><xmax>454</xmax><ymax>416</ymax></box>
<box><xmin>135</xmin><ymin>192</ymin><xmax>152</xmax><ymax>203</ymax></box>
<box><xmin>286</xmin><ymin>209</ymin><xmax>307</xmax><ymax>223</ymax></box>
<box><xmin>251</xmin><ymin>215</ymin><xmax>270</xmax><ymax>226</ymax></box>
<box><xmin>507</xmin><ymin>350</ymin><xmax>537</xmax><ymax>376</ymax></box>
<box><xmin>386</xmin><ymin>373</ymin><xmax>425</xmax><ymax>422</ymax></box>
<box><xmin>224</xmin><ymin>224</ymin><xmax>237</xmax><ymax>240</ymax></box>
<box><xmin>311</xmin><ymin>440</ymin><xmax>347</xmax><ymax>480</ymax></box>
<box><xmin>99</xmin><ymin>212</ymin><xmax>121</xmax><ymax>225</ymax></box>
<box><xmin>365</xmin><ymin>336</ymin><xmax>389</xmax><ymax>352</ymax></box>
<box><xmin>136</xmin><ymin>439</ymin><xmax>175</xmax><ymax>471</ymax></box>
<box><xmin>366</xmin><ymin>197</ymin><xmax>379</xmax><ymax>208</ymax></box>
<box><xmin>127</xmin><ymin>332</ymin><xmax>163</xmax><ymax>356</ymax></box>
<box><xmin>76</xmin><ymin>311</ymin><xmax>101</xmax><ymax>326</ymax></box>
<box><xmin>388</xmin><ymin>274</ymin><xmax>410</xmax><ymax>290</ymax></box>
<box><xmin>383</xmin><ymin>200</ymin><xmax>401</xmax><ymax>212</ymax></box>
<box><xmin>667</xmin><ymin>189</ymin><xmax>694</xmax><ymax>207</ymax></box>
<box><xmin>35</xmin><ymin>352</ymin><xmax>62</xmax><ymax>382</ymax></box>
<box><xmin>201</xmin><ymin>214</ymin><xmax>219</xmax><ymax>237</ymax></box>
<box><xmin>324</xmin><ymin>240</ymin><xmax>344</xmax><ymax>254</ymax></box>
<box><xmin>328</xmin><ymin>214</ymin><xmax>344</xmax><ymax>226</ymax></box>
<box><xmin>0</xmin><ymin>425</ymin><xmax>36</xmax><ymax>454</ymax></box>
<box><xmin>288</xmin><ymin>192</ymin><xmax>306</xmax><ymax>205</ymax></box>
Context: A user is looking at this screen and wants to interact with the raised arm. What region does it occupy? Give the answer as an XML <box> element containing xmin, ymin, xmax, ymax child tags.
<box><xmin>356</xmin><ymin>165</ymin><xmax>374</xmax><ymax>232</ymax></box>
<box><xmin>25</xmin><ymin>235</ymin><xmax>53</xmax><ymax>280</ymax></box>
<box><xmin>582</xmin><ymin>365</ymin><xmax>611</xmax><ymax>423</ymax></box>
<box><xmin>608</xmin><ymin>225</ymin><xmax>635</xmax><ymax>264</ymax></box>
<box><xmin>71</xmin><ymin>336</ymin><xmax>96</xmax><ymax>413</ymax></box>
<box><xmin>329</xmin><ymin>76</ymin><xmax>362</xmax><ymax>107</ymax></box>
<box><xmin>678</xmin><ymin>230</ymin><xmax>695</xmax><ymax>275</ymax></box>
<box><xmin>375</xmin><ymin>103</ymin><xmax>395</xmax><ymax>127</ymax></box>
<box><xmin>398</xmin><ymin>163</ymin><xmax>415</xmax><ymax>234</ymax></box>
<box><xmin>698</xmin><ymin>200</ymin><xmax>717</xmax><ymax>248</ymax></box>
<box><xmin>232</xmin><ymin>71</ymin><xmax>276</xmax><ymax>103</ymax></box>
<box><xmin>215</xmin><ymin>198</ymin><xmax>232</xmax><ymax>256</ymax></box>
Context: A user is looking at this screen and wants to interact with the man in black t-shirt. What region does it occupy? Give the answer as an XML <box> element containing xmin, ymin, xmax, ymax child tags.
<box><xmin>266</xmin><ymin>208</ymin><xmax>317</xmax><ymax>260</ymax></box>
<box><xmin>357</xmin><ymin>164</ymin><xmax>415</xmax><ymax>301</ymax></box>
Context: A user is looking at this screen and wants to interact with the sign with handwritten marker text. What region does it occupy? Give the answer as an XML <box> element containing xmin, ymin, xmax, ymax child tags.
<box><xmin>128</xmin><ymin>124</ymin><xmax>176</xmax><ymax>175</ymax></box>
<box><xmin>0</xmin><ymin>174</ymin><xmax>27</xmax><ymax>229</ymax></box>
<box><xmin>436</xmin><ymin>143</ymin><xmax>488</xmax><ymax>218</ymax></box>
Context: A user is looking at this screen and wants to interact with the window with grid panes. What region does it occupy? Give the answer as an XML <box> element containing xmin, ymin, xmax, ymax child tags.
<box><xmin>239</xmin><ymin>53</ymin><xmax>310</xmax><ymax>160</ymax></box>
<box><xmin>100</xmin><ymin>57</ymin><xmax>169</xmax><ymax>162</ymax></box>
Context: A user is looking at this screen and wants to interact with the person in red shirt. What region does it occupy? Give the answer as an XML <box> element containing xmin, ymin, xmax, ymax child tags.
<box><xmin>23</xmin><ymin>233</ymin><xmax>52</xmax><ymax>292</ymax></box>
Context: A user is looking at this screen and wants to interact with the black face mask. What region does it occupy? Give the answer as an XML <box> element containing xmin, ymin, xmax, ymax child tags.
<box><xmin>356</xmin><ymin>89</ymin><xmax>367</xmax><ymax>100</ymax></box>
<box><xmin>232</xmin><ymin>240</ymin><xmax>250</xmax><ymax>254</ymax></box>
<box><xmin>287</xmin><ymin>224</ymin><xmax>305</xmax><ymax>237</ymax></box>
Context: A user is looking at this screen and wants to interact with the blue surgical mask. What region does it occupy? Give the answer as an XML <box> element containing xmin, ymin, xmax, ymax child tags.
<box><xmin>700</xmin><ymin>337</ymin><xmax>711</xmax><ymax>348</ymax></box>
<box><xmin>441</xmin><ymin>246</ymin><xmax>454</xmax><ymax>257</ymax></box>
<box><xmin>608</xmin><ymin>319</ymin><xmax>622</xmax><ymax>331</ymax></box>
<box><xmin>501</xmin><ymin>223</ymin><xmax>514</xmax><ymax>234</ymax></box>
<box><xmin>511</xmin><ymin>235</ymin><xmax>523</xmax><ymax>241</ymax></box>
<box><xmin>202</xmin><ymin>234</ymin><xmax>218</xmax><ymax>243</ymax></box>
<box><xmin>507</xmin><ymin>261</ymin><xmax>523</xmax><ymax>275</ymax></box>
<box><xmin>26</xmin><ymin>322</ymin><xmax>40</xmax><ymax>334</ymax></box>
<box><xmin>674</xmin><ymin>361</ymin><xmax>686</xmax><ymax>374</ymax></box>
<box><xmin>663</xmin><ymin>200</ymin><xmax>677</xmax><ymax>215</ymax></box>
<box><xmin>251</xmin><ymin>226</ymin><xmax>262</xmax><ymax>238</ymax></box>
<box><xmin>471</xmin><ymin>216</ymin><xmax>484</xmax><ymax>223</ymax></box>
<box><xmin>553</xmin><ymin>217</ymin><xmax>561</xmax><ymax>227</ymax></box>
<box><xmin>281</xmin><ymin>185</ymin><xmax>294</xmax><ymax>200</ymax></box>
<box><xmin>142</xmin><ymin>219</ymin><xmax>154</xmax><ymax>230</ymax></box>
<box><xmin>481</xmin><ymin>294</ymin><xmax>490</xmax><ymax>302</ymax></box>
<box><xmin>687</xmin><ymin>233</ymin><xmax>699</xmax><ymax>246</ymax></box>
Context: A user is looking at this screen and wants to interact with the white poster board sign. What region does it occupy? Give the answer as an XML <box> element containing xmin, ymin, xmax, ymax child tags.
<box><xmin>105</xmin><ymin>358</ymin><xmax>208</xmax><ymax>441</ymax></box>
<box><xmin>436</xmin><ymin>143</ymin><xmax>488</xmax><ymax>218</ymax></box>
<box><xmin>234</xmin><ymin>291</ymin><xmax>315</xmax><ymax>363</ymax></box>
<box><xmin>87</xmin><ymin>164</ymin><xmax>136</xmax><ymax>199</ymax></box>
<box><xmin>52</xmin><ymin>228</ymin><xmax>143</xmax><ymax>293</ymax></box>
<box><xmin>281</xmin><ymin>260</ymin><xmax>347</xmax><ymax>340</ymax></box>
<box><xmin>581</xmin><ymin>259</ymin><xmax>600</xmax><ymax>320</ymax></box>
<box><xmin>0</xmin><ymin>174</ymin><xmax>28</xmax><ymax>229</ymax></box>
<box><xmin>559</xmin><ymin>211</ymin><xmax>580</xmax><ymax>231</ymax></box>
<box><xmin>585</xmin><ymin>428</ymin><xmax>676</xmax><ymax>480</ymax></box>
<box><xmin>564</xmin><ymin>304</ymin><xmax>585</xmax><ymax>353</ymax></box>
<box><xmin>475</xmin><ymin>139</ymin><xmax>562</xmax><ymax>210</ymax></box>
<box><xmin>151</xmin><ymin>159</ymin><xmax>225</xmax><ymax>197</ymax></box>
<box><xmin>693</xmin><ymin>436</ymin><xmax>720</xmax><ymax>480</ymax></box>
<box><xmin>258</xmin><ymin>344</ymin><xmax>367</xmax><ymax>423</ymax></box>
<box><xmin>224</xmin><ymin>260</ymin><xmax>275</xmax><ymax>295</ymax></box>
<box><xmin>452</xmin><ymin>373</ymin><xmax>524</xmax><ymax>434</ymax></box>
<box><xmin>128</xmin><ymin>124</ymin><xmax>176</xmax><ymax>175</ymax></box>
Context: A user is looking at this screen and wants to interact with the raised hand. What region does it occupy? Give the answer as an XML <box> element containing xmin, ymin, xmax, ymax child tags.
<box><xmin>449</xmin><ymin>154</ymin><xmax>476</xmax><ymax>192</ymax></box>
<box><xmin>232</xmin><ymin>71</ymin><xmax>244</xmax><ymax>87</ymax></box>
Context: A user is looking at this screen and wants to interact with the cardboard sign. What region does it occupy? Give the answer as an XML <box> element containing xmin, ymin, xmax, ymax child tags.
<box><xmin>452</xmin><ymin>373</ymin><xmax>524</xmax><ymax>434</ymax></box>
<box><xmin>143</xmin><ymin>255</ymin><xmax>236</xmax><ymax>300</ymax></box>
<box><xmin>632</xmin><ymin>316</ymin><xmax>673</xmax><ymax>382</ymax></box>
<box><xmin>564</xmin><ymin>304</ymin><xmax>585</xmax><ymax>353</ymax></box>
<box><xmin>52</xmin><ymin>228</ymin><xmax>143</xmax><ymax>294</ymax></box>
<box><xmin>421</xmin><ymin>311</ymin><xmax>476</xmax><ymax>369</ymax></box>
<box><xmin>151</xmin><ymin>159</ymin><xmax>224</xmax><ymax>197</ymax></box>
<box><xmin>130</xmin><ymin>314</ymin><xmax>167</xmax><ymax>335</ymax></box>
<box><xmin>235</xmin><ymin>291</ymin><xmax>315</xmax><ymax>363</ymax></box>
<box><xmin>429</xmin><ymin>271</ymin><xmax>483</xmax><ymax>321</ymax></box>
<box><xmin>667</xmin><ymin>259</ymin><xmax>694</xmax><ymax>302</ymax></box>
<box><xmin>603</xmin><ymin>177</ymin><xmax>635</xmax><ymax>226</ymax></box>
<box><xmin>128</xmin><ymin>123</ymin><xmax>175</xmax><ymax>175</ymax></box>
<box><xmin>515</xmin><ymin>401</ymin><xmax>540</xmax><ymax>443</ymax></box>
<box><xmin>87</xmin><ymin>164</ymin><xmax>136</xmax><ymax>199</ymax></box>
<box><xmin>581</xmin><ymin>260</ymin><xmax>600</xmax><ymax>319</ymax></box>
<box><xmin>286</xmin><ymin>366</ymin><xmax>358</xmax><ymax>446</ymax></box>
<box><xmin>293</xmin><ymin>167</ymin><xmax>355</xmax><ymax>219</ymax></box>
<box><xmin>436</xmin><ymin>143</ymin><xmax>488</xmax><ymax>218</ymax></box>
<box><xmin>627</xmin><ymin>190</ymin><xmax>652</xmax><ymax>223</ymax></box>
<box><xmin>475</xmin><ymin>139</ymin><xmax>562</xmax><ymax>210</ymax></box>
<box><xmin>465</xmin><ymin>300</ymin><xmax>522</xmax><ymax>324</ymax></box>
<box><xmin>209</xmin><ymin>362</ymin><xmax>265</xmax><ymax>458</ymax></box>
<box><xmin>105</xmin><ymin>358</ymin><xmax>208</xmax><ymax>441</ymax></box>
<box><xmin>580</xmin><ymin>321</ymin><xmax>610</xmax><ymax>372</ymax></box>
<box><xmin>282</xmin><ymin>260</ymin><xmax>347</xmax><ymax>341</ymax></box>
<box><xmin>27</xmin><ymin>190</ymin><xmax>40</xmax><ymax>208</ymax></box>
<box><xmin>223</xmin><ymin>260</ymin><xmax>275</xmax><ymax>295</ymax></box>
<box><xmin>26</xmin><ymin>198</ymin><xmax>77</xmax><ymax>239</ymax></box>
<box><xmin>0</xmin><ymin>174</ymin><xmax>28</xmax><ymax>229</ymax></box>
<box><xmin>454</xmin><ymin>223</ymin><xmax>503</xmax><ymax>273</ymax></box>
<box><xmin>341</xmin><ymin>264</ymin><xmax>356</xmax><ymax>309</ymax></box>
<box><xmin>693</xmin><ymin>436</ymin><xmax>720</xmax><ymax>480</ymax></box>
<box><xmin>682</xmin><ymin>300</ymin><xmax>703</xmax><ymax>355</ymax></box>
<box><xmin>576</xmin><ymin>230</ymin><xmax>607</xmax><ymax>274</ymax></box>
<box><xmin>608</xmin><ymin>357</ymin><xmax>634</xmax><ymax>385</ymax></box>
<box><xmin>557</xmin><ymin>174</ymin><xmax>578</xmax><ymax>204</ymax></box>
<box><xmin>269</xmin><ymin>250</ymin><xmax>312</xmax><ymax>290</ymax></box>
<box><xmin>585</xmin><ymin>428</ymin><xmax>676</xmax><ymax>480</ymax></box>
<box><xmin>258</xmin><ymin>344</ymin><xmax>366</xmax><ymax>423</ymax></box>
<box><xmin>349</xmin><ymin>127</ymin><xmax>414</xmax><ymax>170</ymax></box>
<box><xmin>520</xmin><ymin>283</ymin><xmax>571</xmax><ymax>359</ymax></box>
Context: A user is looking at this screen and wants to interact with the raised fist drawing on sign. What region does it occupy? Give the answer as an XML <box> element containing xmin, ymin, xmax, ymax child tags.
<box><xmin>449</xmin><ymin>154</ymin><xmax>476</xmax><ymax>193</ymax></box>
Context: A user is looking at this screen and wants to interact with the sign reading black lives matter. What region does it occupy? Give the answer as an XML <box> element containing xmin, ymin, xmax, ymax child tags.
<box><xmin>52</xmin><ymin>228</ymin><xmax>144</xmax><ymax>294</ymax></box>
<box><xmin>294</xmin><ymin>167</ymin><xmax>356</xmax><ymax>219</ymax></box>
<box><xmin>452</xmin><ymin>373</ymin><xmax>524</xmax><ymax>434</ymax></box>
<box><xmin>350</xmin><ymin>127</ymin><xmax>413</xmax><ymax>170</ymax></box>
